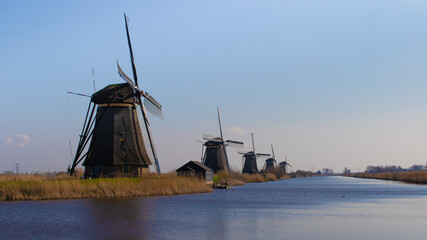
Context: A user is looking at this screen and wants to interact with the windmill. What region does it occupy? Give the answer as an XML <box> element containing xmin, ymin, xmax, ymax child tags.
<box><xmin>262</xmin><ymin>144</ymin><xmax>278</xmax><ymax>174</ymax></box>
<box><xmin>238</xmin><ymin>133</ymin><xmax>270</xmax><ymax>174</ymax></box>
<box><xmin>201</xmin><ymin>107</ymin><xmax>243</xmax><ymax>173</ymax></box>
<box><xmin>68</xmin><ymin>14</ymin><xmax>163</xmax><ymax>178</ymax></box>
<box><xmin>277</xmin><ymin>154</ymin><xmax>292</xmax><ymax>176</ymax></box>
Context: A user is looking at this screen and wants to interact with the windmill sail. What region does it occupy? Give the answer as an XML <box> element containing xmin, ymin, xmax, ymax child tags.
<box><xmin>125</xmin><ymin>13</ymin><xmax>139</xmax><ymax>87</ymax></box>
<box><xmin>225</xmin><ymin>140</ymin><xmax>244</xmax><ymax>148</ymax></box>
<box><xmin>117</xmin><ymin>61</ymin><xmax>138</xmax><ymax>89</ymax></box>
<box><xmin>120</xmin><ymin>14</ymin><xmax>162</xmax><ymax>174</ymax></box>
<box><xmin>257</xmin><ymin>153</ymin><xmax>270</xmax><ymax>157</ymax></box>
<box><xmin>143</xmin><ymin>95</ymin><xmax>164</xmax><ymax>119</ymax></box>
<box><xmin>117</xmin><ymin>61</ymin><xmax>163</xmax><ymax>119</ymax></box>
<box><xmin>203</xmin><ymin>133</ymin><xmax>220</xmax><ymax>141</ymax></box>
<box><xmin>136</xmin><ymin>105</ymin><xmax>158</xmax><ymax>171</ymax></box>
<box><xmin>117</xmin><ymin>60</ymin><xmax>162</xmax><ymax>173</ymax></box>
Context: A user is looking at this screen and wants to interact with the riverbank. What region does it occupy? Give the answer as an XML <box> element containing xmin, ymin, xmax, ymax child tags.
<box><xmin>215</xmin><ymin>170</ymin><xmax>313</xmax><ymax>186</ymax></box>
<box><xmin>0</xmin><ymin>170</ymin><xmax>313</xmax><ymax>201</ymax></box>
<box><xmin>348</xmin><ymin>171</ymin><xmax>427</xmax><ymax>184</ymax></box>
<box><xmin>0</xmin><ymin>173</ymin><xmax>212</xmax><ymax>201</ymax></box>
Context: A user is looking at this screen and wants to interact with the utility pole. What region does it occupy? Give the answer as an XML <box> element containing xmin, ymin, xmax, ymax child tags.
<box><xmin>15</xmin><ymin>163</ymin><xmax>19</xmax><ymax>174</ymax></box>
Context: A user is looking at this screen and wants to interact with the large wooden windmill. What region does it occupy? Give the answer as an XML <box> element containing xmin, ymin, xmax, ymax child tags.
<box><xmin>68</xmin><ymin>14</ymin><xmax>163</xmax><ymax>178</ymax></box>
<box><xmin>201</xmin><ymin>107</ymin><xmax>243</xmax><ymax>173</ymax></box>
<box><xmin>239</xmin><ymin>133</ymin><xmax>270</xmax><ymax>174</ymax></box>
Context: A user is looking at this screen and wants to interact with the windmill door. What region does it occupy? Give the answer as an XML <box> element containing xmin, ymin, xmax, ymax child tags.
<box><xmin>93</xmin><ymin>166</ymin><xmax>100</xmax><ymax>178</ymax></box>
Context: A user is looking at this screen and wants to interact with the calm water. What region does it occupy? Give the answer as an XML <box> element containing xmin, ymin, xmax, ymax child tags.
<box><xmin>1</xmin><ymin>176</ymin><xmax>427</xmax><ymax>240</ymax></box>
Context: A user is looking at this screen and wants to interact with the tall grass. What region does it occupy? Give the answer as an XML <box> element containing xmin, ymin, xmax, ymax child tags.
<box><xmin>0</xmin><ymin>169</ymin><xmax>84</xmax><ymax>182</ymax></box>
<box><xmin>214</xmin><ymin>170</ymin><xmax>306</xmax><ymax>186</ymax></box>
<box><xmin>350</xmin><ymin>171</ymin><xmax>427</xmax><ymax>184</ymax></box>
<box><xmin>0</xmin><ymin>174</ymin><xmax>212</xmax><ymax>201</ymax></box>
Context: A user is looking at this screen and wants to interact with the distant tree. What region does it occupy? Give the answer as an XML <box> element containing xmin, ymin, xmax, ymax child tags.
<box><xmin>408</xmin><ymin>165</ymin><xmax>424</xmax><ymax>171</ymax></box>
<box><xmin>322</xmin><ymin>168</ymin><xmax>334</xmax><ymax>175</ymax></box>
<box><xmin>365</xmin><ymin>165</ymin><xmax>379</xmax><ymax>173</ymax></box>
<box><xmin>365</xmin><ymin>165</ymin><xmax>404</xmax><ymax>173</ymax></box>
<box><xmin>2</xmin><ymin>170</ymin><xmax>15</xmax><ymax>175</ymax></box>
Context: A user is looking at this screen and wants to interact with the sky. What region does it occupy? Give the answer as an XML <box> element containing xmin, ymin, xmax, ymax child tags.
<box><xmin>2</xmin><ymin>0</ymin><xmax>427</xmax><ymax>173</ymax></box>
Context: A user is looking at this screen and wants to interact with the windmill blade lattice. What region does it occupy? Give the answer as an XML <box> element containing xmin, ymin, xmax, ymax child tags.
<box><xmin>117</xmin><ymin>14</ymin><xmax>163</xmax><ymax>174</ymax></box>
<box><xmin>203</xmin><ymin>133</ymin><xmax>220</xmax><ymax>141</ymax></box>
<box><xmin>136</xmin><ymin>106</ymin><xmax>158</xmax><ymax>172</ymax></box>
<box><xmin>225</xmin><ymin>140</ymin><xmax>244</xmax><ymax>148</ymax></box>
<box><xmin>117</xmin><ymin>61</ymin><xmax>163</xmax><ymax>119</ymax></box>
<box><xmin>143</xmin><ymin>94</ymin><xmax>163</xmax><ymax>119</ymax></box>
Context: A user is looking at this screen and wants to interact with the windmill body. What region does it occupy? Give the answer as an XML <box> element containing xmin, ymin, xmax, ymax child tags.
<box><xmin>242</xmin><ymin>152</ymin><xmax>258</xmax><ymax>174</ymax></box>
<box><xmin>278</xmin><ymin>161</ymin><xmax>288</xmax><ymax>175</ymax></box>
<box><xmin>277</xmin><ymin>155</ymin><xmax>292</xmax><ymax>177</ymax></box>
<box><xmin>203</xmin><ymin>139</ymin><xmax>230</xmax><ymax>173</ymax></box>
<box><xmin>82</xmin><ymin>84</ymin><xmax>153</xmax><ymax>178</ymax></box>
<box><xmin>263</xmin><ymin>158</ymin><xmax>277</xmax><ymax>174</ymax></box>
<box><xmin>69</xmin><ymin>14</ymin><xmax>162</xmax><ymax>178</ymax></box>
<box><xmin>262</xmin><ymin>145</ymin><xmax>277</xmax><ymax>174</ymax></box>
<box><xmin>201</xmin><ymin>108</ymin><xmax>243</xmax><ymax>173</ymax></box>
<box><xmin>240</xmin><ymin>133</ymin><xmax>270</xmax><ymax>174</ymax></box>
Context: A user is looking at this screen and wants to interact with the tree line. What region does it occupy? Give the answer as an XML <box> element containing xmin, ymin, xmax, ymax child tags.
<box><xmin>365</xmin><ymin>164</ymin><xmax>427</xmax><ymax>173</ymax></box>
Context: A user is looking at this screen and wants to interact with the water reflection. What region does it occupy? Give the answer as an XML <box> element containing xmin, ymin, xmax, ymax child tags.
<box><xmin>82</xmin><ymin>198</ymin><xmax>153</xmax><ymax>240</ymax></box>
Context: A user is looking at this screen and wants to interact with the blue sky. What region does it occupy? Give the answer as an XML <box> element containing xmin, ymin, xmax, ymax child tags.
<box><xmin>2</xmin><ymin>0</ymin><xmax>427</xmax><ymax>173</ymax></box>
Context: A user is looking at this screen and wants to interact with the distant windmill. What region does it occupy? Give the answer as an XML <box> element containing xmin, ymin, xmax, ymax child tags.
<box><xmin>68</xmin><ymin>14</ymin><xmax>163</xmax><ymax>178</ymax></box>
<box><xmin>262</xmin><ymin>144</ymin><xmax>278</xmax><ymax>174</ymax></box>
<box><xmin>238</xmin><ymin>133</ymin><xmax>270</xmax><ymax>174</ymax></box>
<box><xmin>277</xmin><ymin>154</ymin><xmax>292</xmax><ymax>176</ymax></box>
<box><xmin>201</xmin><ymin>107</ymin><xmax>243</xmax><ymax>173</ymax></box>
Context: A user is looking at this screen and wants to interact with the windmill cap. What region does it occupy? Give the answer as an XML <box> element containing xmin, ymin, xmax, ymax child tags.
<box><xmin>91</xmin><ymin>83</ymin><xmax>135</xmax><ymax>104</ymax></box>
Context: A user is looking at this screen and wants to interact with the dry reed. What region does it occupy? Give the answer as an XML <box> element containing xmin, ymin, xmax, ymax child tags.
<box><xmin>0</xmin><ymin>174</ymin><xmax>212</xmax><ymax>201</ymax></box>
<box><xmin>350</xmin><ymin>171</ymin><xmax>427</xmax><ymax>184</ymax></box>
<box><xmin>215</xmin><ymin>171</ymin><xmax>285</xmax><ymax>186</ymax></box>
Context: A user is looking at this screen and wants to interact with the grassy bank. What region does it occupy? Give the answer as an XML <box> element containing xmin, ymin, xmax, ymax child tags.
<box><xmin>0</xmin><ymin>173</ymin><xmax>212</xmax><ymax>201</ymax></box>
<box><xmin>0</xmin><ymin>169</ymin><xmax>314</xmax><ymax>201</ymax></box>
<box><xmin>214</xmin><ymin>170</ymin><xmax>313</xmax><ymax>186</ymax></box>
<box><xmin>349</xmin><ymin>171</ymin><xmax>427</xmax><ymax>184</ymax></box>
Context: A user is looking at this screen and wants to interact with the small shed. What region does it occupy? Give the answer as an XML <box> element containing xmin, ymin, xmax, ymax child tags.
<box><xmin>176</xmin><ymin>161</ymin><xmax>214</xmax><ymax>184</ymax></box>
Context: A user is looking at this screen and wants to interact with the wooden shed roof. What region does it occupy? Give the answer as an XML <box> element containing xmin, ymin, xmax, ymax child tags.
<box><xmin>176</xmin><ymin>161</ymin><xmax>213</xmax><ymax>173</ymax></box>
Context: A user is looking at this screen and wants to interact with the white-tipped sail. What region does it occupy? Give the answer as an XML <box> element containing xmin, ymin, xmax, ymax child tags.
<box><xmin>143</xmin><ymin>95</ymin><xmax>163</xmax><ymax>119</ymax></box>
<box><xmin>203</xmin><ymin>133</ymin><xmax>220</xmax><ymax>141</ymax></box>
<box><xmin>118</xmin><ymin>61</ymin><xmax>163</xmax><ymax>119</ymax></box>
<box><xmin>225</xmin><ymin>140</ymin><xmax>244</xmax><ymax>148</ymax></box>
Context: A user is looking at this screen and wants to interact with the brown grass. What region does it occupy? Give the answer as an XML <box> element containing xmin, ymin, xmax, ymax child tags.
<box><xmin>349</xmin><ymin>171</ymin><xmax>427</xmax><ymax>184</ymax></box>
<box><xmin>287</xmin><ymin>170</ymin><xmax>313</xmax><ymax>178</ymax></box>
<box><xmin>0</xmin><ymin>169</ymin><xmax>84</xmax><ymax>182</ymax></box>
<box><xmin>0</xmin><ymin>173</ymin><xmax>212</xmax><ymax>201</ymax></box>
<box><xmin>214</xmin><ymin>169</ymin><xmax>310</xmax><ymax>186</ymax></box>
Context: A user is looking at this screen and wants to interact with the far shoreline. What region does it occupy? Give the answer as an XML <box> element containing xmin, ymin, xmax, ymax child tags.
<box><xmin>345</xmin><ymin>171</ymin><xmax>427</xmax><ymax>184</ymax></box>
